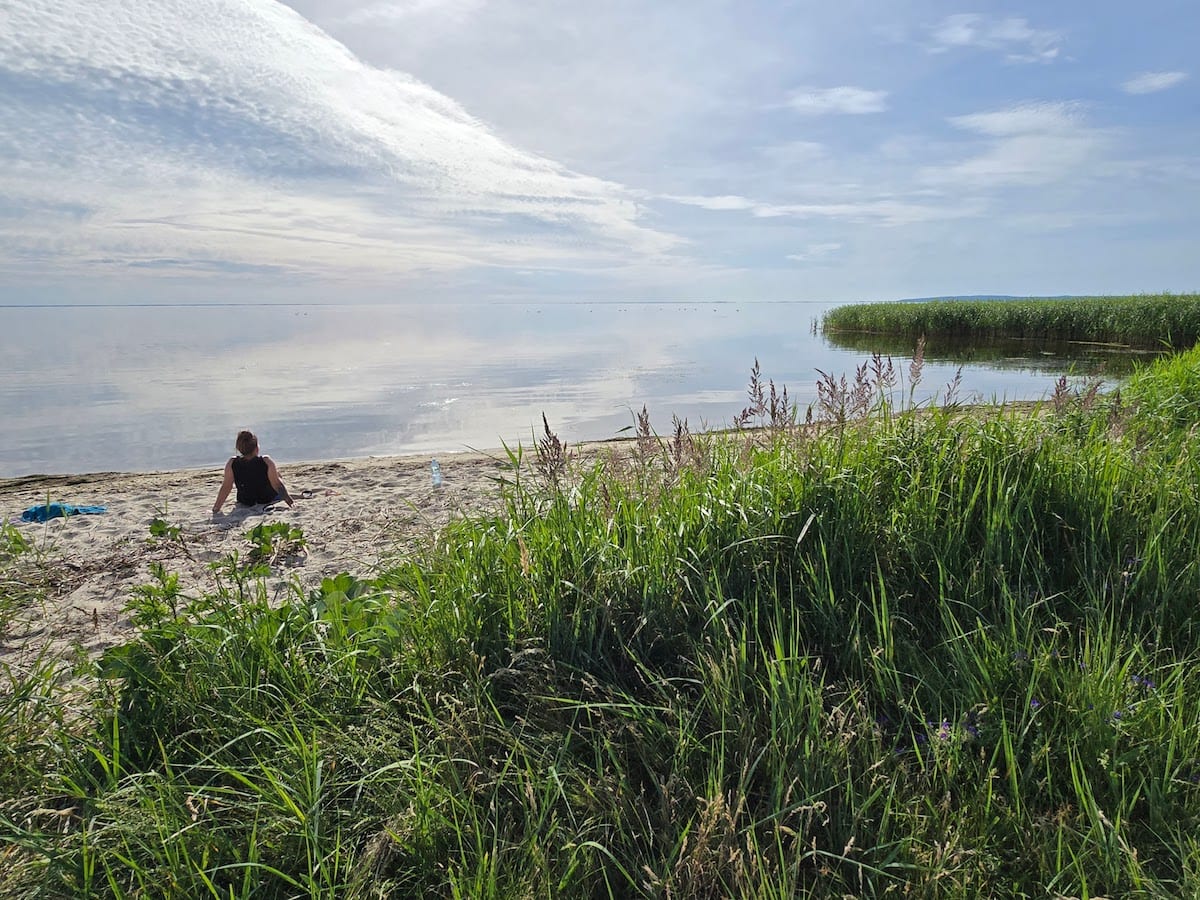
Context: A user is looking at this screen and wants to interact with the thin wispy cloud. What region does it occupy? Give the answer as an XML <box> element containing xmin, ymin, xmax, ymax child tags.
<box><xmin>664</xmin><ymin>193</ymin><xmax>978</xmax><ymax>227</ymax></box>
<box><xmin>751</xmin><ymin>199</ymin><xmax>977</xmax><ymax>226</ymax></box>
<box><xmin>787</xmin><ymin>242</ymin><xmax>842</xmax><ymax>263</ymax></box>
<box><xmin>1122</xmin><ymin>71</ymin><xmax>1188</xmax><ymax>95</ymax></box>
<box><xmin>950</xmin><ymin>102</ymin><xmax>1084</xmax><ymax>137</ymax></box>
<box><xmin>925</xmin><ymin>102</ymin><xmax>1106</xmax><ymax>188</ymax></box>
<box><xmin>787</xmin><ymin>86</ymin><xmax>888</xmax><ymax>115</ymax></box>
<box><xmin>662</xmin><ymin>195</ymin><xmax>757</xmax><ymax>212</ymax></box>
<box><xmin>928</xmin><ymin>14</ymin><xmax>1060</xmax><ymax>63</ymax></box>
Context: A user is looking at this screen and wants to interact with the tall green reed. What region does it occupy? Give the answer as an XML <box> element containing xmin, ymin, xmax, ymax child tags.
<box><xmin>823</xmin><ymin>293</ymin><xmax>1200</xmax><ymax>349</ymax></box>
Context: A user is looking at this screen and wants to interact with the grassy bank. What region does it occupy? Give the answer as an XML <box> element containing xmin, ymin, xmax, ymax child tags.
<box><xmin>822</xmin><ymin>293</ymin><xmax>1200</xmax><ymax>349</ymax></box>
<box><xmin>4</xmin><ymin>350</ymin><xmax>1200</xmax><ymax>897</ymax></box>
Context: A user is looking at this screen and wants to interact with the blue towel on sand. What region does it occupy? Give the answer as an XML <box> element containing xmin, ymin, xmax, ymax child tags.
<box><xmin>21</xmin><ymin>503</ymin><xmax>107</xmax><ymax>523</ymax></box>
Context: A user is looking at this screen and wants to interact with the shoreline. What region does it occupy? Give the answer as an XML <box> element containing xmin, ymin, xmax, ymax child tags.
<box><xmin>1</xmin><ymin>447</ymin><xmax>530</xmax><ymax>669</ymax></box>
<box><xmin>0</xmin><ymin>405</ymin><xmax>1040</xmax><ymax>671</ymax></box>
<box><xmin>0</xmin><ymin>443</ymin><xmax>505</xmax><ymax>486</ymax></box>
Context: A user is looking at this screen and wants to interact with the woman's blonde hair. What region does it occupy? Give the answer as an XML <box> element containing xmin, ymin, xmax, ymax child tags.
<box><xmin>235</xmin><ymin>430</ymin><xmax>258</xmax><ymax>456</ymax></box>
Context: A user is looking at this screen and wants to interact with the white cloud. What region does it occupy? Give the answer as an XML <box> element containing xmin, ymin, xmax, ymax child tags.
<box><xmin>1122</xmin><ymin>71</ymin><xmax>1188</xmax><ymax>95</ymax></box>
<box><xmin>333</xmin><ymin>0</ymin><xmax>484</xmax><ymax>27</ymax></box>
<box><xmin>950</xmin><ymin>101</ymin><xmax>1082</xmax><ymax>137</ymax></box>
<box><xmin>304</xmin><ymin>0</ymin><xmax>816</xmax><ymax>181</ymax></box>
<box><xmin>661</xmin><ymin>194</ymin><xmax>757</xmax><ymax>211</ymax></box>
<box><xmin>665</xmin><ymin>193</ymin><xmax>979</xmax><ymax>227</ymax></box>
<box><xmin>753</xmin><ymin>199</ymin><xmax>978</xmax><ymax>226</ymax></box>
<box><xmin>924</xmin><ymin>102</ymin><xmax>1106</xmax><ymax>188</ymax></box>
<box><xmin>928</xmin><ymin>14</ymin><xmax>1060</xmax><ymax>63</ymax></box>
<box><xmin>786</xmin><ymin>242</ymin><xmax>842</xmax><ymax>262</ymax></box>
<box><xmin>0</xmin><ymin>0</ymin><xmax>679</xmax><ymax>283</ymax></box>
<box><xmin>787</xmin><ymin>86</ymin><xmax>888</xmax><ymax>115</ymax></box>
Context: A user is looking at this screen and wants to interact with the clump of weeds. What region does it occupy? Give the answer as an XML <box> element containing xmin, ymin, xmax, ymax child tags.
<box><xmin>245</xmin><ymin>521</ymin><xmax>307</xmax><ymax>566</ymax></box>
<box><xmin>146</xmin><ymin>506</ymin><xmax>193</xmax><ymax>561</ymax></box>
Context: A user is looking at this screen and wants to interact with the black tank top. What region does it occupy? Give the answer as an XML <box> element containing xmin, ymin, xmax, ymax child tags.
<box><xmin>231</xmin><ymin>456</ymin><xmax>275</xmax><ymax>505</ymax></box>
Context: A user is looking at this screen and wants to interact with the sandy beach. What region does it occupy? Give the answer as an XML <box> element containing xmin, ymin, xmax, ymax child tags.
<box><xmin>1</xmin><ymin>449</ymin><xmax>528</xmax><ymax>669</ymax></box>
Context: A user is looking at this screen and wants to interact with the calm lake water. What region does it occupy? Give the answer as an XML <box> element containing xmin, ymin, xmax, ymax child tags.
<box><xmin>2</xmin><ymin>301</ymin><xmax>1142</xmax><ymax>478</ymax></box>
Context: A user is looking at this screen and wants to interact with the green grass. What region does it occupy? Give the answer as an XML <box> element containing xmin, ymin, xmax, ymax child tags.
<box><xmin>822</xmin><ymin>293</ymin><xmax>1200</xmax><ymax>349</ymax></box>
<box><xmin>0</xmin><ymin>522</ymin><xmax>54</xmax><ymax>636</ymax></box>
<box><xmin>4</xmin><ymin>348</ymin><xmax>1200</xmax><ymax>896</ymax></box>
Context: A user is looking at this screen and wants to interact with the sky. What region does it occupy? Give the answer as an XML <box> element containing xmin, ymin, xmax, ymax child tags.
<box><xmin>1</xmin><ymin>0</ymin><xmax>1198</xmax><ymax>305</ymax></box>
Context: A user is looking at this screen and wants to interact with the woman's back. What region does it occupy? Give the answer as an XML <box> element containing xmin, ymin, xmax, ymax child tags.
<box><xmin>231</xmin><ymin>455</ymin><xmax>275</xmax><ymax>505</ymax></box>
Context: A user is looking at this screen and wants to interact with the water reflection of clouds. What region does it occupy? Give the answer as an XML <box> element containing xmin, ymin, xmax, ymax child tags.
<box><xmin>5</xmin><ymin>303</ymin><xmax>748</xmax><ymax>474</ymax></box>
<box><xmin>2</xmin><ymin>301</ymin><xmax>1081</xmax><ymax>477</ymax></box>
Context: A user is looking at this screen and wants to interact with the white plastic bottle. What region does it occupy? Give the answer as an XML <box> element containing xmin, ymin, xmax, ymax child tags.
<box><xmin>431</xmin><ymin>458</ymin><xmax>443</xmax><ymax>487</ymax></box>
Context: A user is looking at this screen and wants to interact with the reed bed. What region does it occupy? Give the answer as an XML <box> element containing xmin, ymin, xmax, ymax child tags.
<box><xmin>821</xmin><ymin>330</ymin><xmax>1160</xmax><ymax>378</ymax></box>
<box><xmin>4</xmin><ymin>348</ymin><xmax>1200</xmax><ymax>897</ymax></box>
<box><xmin>823</xmin><ymin>293</ymin><xmax>1200</xmax><ymax>349</ymax></box>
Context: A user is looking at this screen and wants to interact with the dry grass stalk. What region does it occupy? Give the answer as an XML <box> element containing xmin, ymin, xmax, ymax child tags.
<box><xmin>908</xmin><ymin>335</ymin><xmax>926</xmax><ymax>406</ymax></box>
<box><xmin>535</xmin><ymin>412</ymin><xmax>571</xmax><ymax>489</ymax></box>
<box><xmin>618</xmin><ymin>406</ymin><xmax>705</xmax><ymax>491</ymax></box>
<box><xmin>634</xmin><ymin>404</ymin><xmax>656</xmax><ymax>466</ymax></box>
<box><xmin>1051</xmin><ymin>374</ymin><xmax>1072</xmax><ymax>415</ymax></box>
<box><xmin>909</xmin><ymin>335</ymin><xmax>926</xmax><ymax>391</ymax></box>
<box><xmin>734</xmin><ymin>358</ymin><xmax>793</xmax><ymax>436</ymax></box>
<box><xmin>942</xmin><ymin>366</ymin><xmax>964</xmax><ymax>410</ymax></box>
<box><xmin>1051</xmin><ymin>375</ymin><xmax>1106</xmax><ymax>417</ymax></box>
<box><xmin>667</xmin><ymin>414</ymin><xmax>697</xmax><ymax>473</ymax></box>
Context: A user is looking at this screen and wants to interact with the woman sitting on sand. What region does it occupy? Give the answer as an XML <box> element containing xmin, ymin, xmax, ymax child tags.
<box><xmin>212</xmin><ymin>430</ymin><xmax>293</xmax><ymax>516</ymax></box>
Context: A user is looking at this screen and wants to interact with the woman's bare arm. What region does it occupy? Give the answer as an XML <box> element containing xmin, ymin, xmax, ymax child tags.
<box><xmin>265</xmin><ymin>456</ymin><xmax>293</xmax><ymax>506</ymax></box>
<box><xmin>212</xmin><ymin>460</ymin><xmax>235</xmax><ymax>514</ymax></box>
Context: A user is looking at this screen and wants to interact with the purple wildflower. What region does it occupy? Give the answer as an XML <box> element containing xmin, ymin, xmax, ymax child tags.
<box><xmin>1131</xmin><ymin>674</ymin><xmax>1156</xmax><ymax>691</ymax></box>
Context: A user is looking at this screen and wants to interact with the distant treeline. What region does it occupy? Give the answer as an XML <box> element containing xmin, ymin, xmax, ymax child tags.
<box><xmin>823</xmin><ymin>293</ymin><xmax>1200</xmax><ymax>349</ymax></box>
